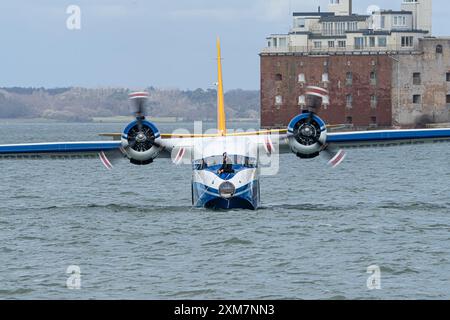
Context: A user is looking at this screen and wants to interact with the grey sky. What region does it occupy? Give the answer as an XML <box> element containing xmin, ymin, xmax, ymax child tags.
<box><xmin>0</xmin><ymin>0</ymin><xmax>447</xmax><ymax>90</ymax></box>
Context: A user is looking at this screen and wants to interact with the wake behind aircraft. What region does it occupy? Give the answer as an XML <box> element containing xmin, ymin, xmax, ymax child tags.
<box><xmin>1</xmin><ymin>39</ymin><xmax>450</xmax><ymax>210</ymax></box>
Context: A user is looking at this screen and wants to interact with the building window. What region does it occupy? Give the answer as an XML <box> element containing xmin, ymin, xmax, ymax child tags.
<box><xmin>346</xmin><ymin>72</ymin><xmax>353</xmax><ymax>86</ymax></box>
<box><xmin>370</xmin><ymin>72</ymin><xmax>377</xmax><ymax>85</ymax></box>
<box><xmin>314</xmin><ymin>41</ymin><xmax>322</xmax><ymax>49</ymax></box>
<box><xmin>298</xmin><ymin>73</ymin><xmax>305</xmax><ymax>83</ymax></box>
<box><xmin>348</xmin><ymin>22</ymin><xmax>357</xmax><ymax>31</ymax></box>
<box><xmin>346</xmin><ymin>94</ymin><xmax>353</xmax><ymax>108</ymax></box>
<box><xmin>381</xmin><ymin>16</ymin><xmax>386</xmax><ymax>28</ymax></box>
<box><xmin>354</xmin><ymin>37</ymin><xmax>364</xmax><ymax>50</ymax></box>
<box><xmin>323</xmin><ymin>22</ymin><xmax>333</xmax><ymax>36</ymax></box>
<box><xmin>437</xmin><ymin>45</ymin><xmax>443</xmax><ymax>54</ymax></box>
<box><xmin>369</xmin><ymin>37</ymin><xmax>376</xmax><ymax>48</ymax></box>
<box><xmin>297</xmin><ymin>18</ymin><xmax>306</xmax><ymax>28</ymax></box>
<box><xmin>346</xmin><ymin>116</ymin><xmax>353</xmax><ymax>124</ymax></box>
<box><xmin>322</xmin><ymin>73</ymin><xmax>329</xmax><ymax>83</ymax></box>
<box><xmin>378</xmin><ymin>37</ymin><xmax>387</xmax><ymax>47</ymax></box>
<box><xmin>370</xmin><ymin>116</ymin><xmax>377</xmax><ymax>125</ymax></box>
<box><xmin>413</xmin><ymin>72</ymin><xmax>421</xmax><ymax>85</ymax></box>
<box><xmin>275</xmin><ymin>95</ymin><xmax>283</xmax><ymax>105</ymax></box>
<box><xmin>298</xmin><ymin>95</ymin><xmax>306</xmax><ymax>106</ymax></box>
<box><xmin>446</xmin><ymin>94</ymin><xmax>450</xmax><ymax>104</ymax></box>
<box><xmin>393</xmin><ymin>15</ymin><xmax>407</xmax><ymax>26</ymax></box>
<box><xmin>275</xmin><ymin>73</ymin><xmax>283</xmax><ymax>81</ymax></box>
<box><xmin>338</xmin><ymin>41</ymin><xmax>346</xmax><ymax>48</ymax></box>
<box><xmin>401</xmin><ymin>36</ymin><xmax>414</xmax><ymax>48</ymax></box>
<box><xmin>446</xmin><ymin>73</ymin><xmax>450</xmax><ymax>82</ymax></box>
<box><xmin>370</xmin><ymin>95</ymin><xmax>377</xmax><ymax>108</ymax></box>
<box><xmin>413</xmin><ymin>95</ymin><xmax>421</xmax><ymax>104</ymax></box>
<box><xmin>328</xmin><ymin>41</ymin><xmax>335</xmax><ymax>48</ymax></box>
<box><xmin>335</xmin><ymin>21</ymin><xmax>346</xmax><ymax>35</ymax></box>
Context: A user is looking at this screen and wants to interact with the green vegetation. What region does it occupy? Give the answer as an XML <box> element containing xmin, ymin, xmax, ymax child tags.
<box><xmin>0</xmin><ymin>87</ymin><xmax>259</xmax><ymax>122</ymax></box>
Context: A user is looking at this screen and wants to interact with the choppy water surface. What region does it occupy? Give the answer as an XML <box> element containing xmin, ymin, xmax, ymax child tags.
<box><xmin>0</xmin><ymin>120</ymin><xmax>449</xmax><ymax>299</ymax></box>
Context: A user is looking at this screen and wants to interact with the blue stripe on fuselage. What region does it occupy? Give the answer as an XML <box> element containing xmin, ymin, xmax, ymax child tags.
<box><xmin>192</xmin><ymin>180</ymin><xmax>259</xmax><ymax>210</ymax></box>
<box><xmin>192</xmin><ymin>180</ymin><xmax>255</xmax><ymax>196</ymax></box>
<box><xmin>198</xmin><ymin>164</ymin><xmax>256</xmax><ymax>180</ymax></box>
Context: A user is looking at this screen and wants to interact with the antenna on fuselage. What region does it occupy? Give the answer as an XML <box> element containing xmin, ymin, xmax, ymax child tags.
<box><xmin>216</xmin><ymin>37</ymin><xmax>227</xmax><ymax>136</ymax></box>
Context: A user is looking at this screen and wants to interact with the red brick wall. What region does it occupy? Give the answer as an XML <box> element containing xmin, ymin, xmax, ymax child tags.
<box><xmin>260</xmin><ymin>54</ymin><xmax>393</xmax><ymax>129</ymax></box>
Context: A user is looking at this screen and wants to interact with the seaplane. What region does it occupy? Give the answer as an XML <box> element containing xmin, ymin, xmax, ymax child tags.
<box><xmin>1</xmin><ymin>39</ymin><xmax>450</xmax><ymax>210</ymax></box>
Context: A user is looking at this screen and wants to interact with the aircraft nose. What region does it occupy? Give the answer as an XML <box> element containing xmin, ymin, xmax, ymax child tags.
<box><xmin>218</xmin><ymin>181</ymin><xmax>235</xmax><ymax>198</ymax></box>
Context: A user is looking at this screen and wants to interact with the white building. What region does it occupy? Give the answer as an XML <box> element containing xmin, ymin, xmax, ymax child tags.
<box><xmin>264</xmin><ymin>0</ymin><xmax>433</xmax><ymax>54</ymax></box>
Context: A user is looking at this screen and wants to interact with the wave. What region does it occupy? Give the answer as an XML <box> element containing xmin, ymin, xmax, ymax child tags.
<box><xmin>4</xmin><ymin>203</ymin><xmax>194</xmax><ymax>213</ymax></box>
<box><xmin>378</xmin><ymin>201</ymin><xmax>449</xmax><ymax>211</ymax></box>
<box><xmin>0</xmin><ymin>288</ymin><xmax>33</xmax><ymax>296</ymax></box>
<box><xmin>202</xmin><ymin>237</ymin><xmax>254</xmax><ymax>246</ymax></box>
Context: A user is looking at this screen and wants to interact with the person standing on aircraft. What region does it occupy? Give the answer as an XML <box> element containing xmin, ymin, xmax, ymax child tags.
<box><xmin>200</xmin><ymin>158</ymin><xmax>207</xmax><ymax>169</ymax></box>
<box><xmin>218</xmin><ymin>152</ymin><xmax>233</xmax><ymax>174</ymax></box>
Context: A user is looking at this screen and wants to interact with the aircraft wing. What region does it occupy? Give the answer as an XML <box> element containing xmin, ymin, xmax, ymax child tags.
<box><xmin>266</xmin><ymin>128</ymin><xmax>450</xmax><ymax>155</ymax></box>
<box><xmin>0</xmin><ymin>141</ymin><xmax>126</xmax><ymax>168</ymax></box>
<box><xmin>0</xmin><ymin>141</ymin><xmax>122</xmax><ymax>158</ymax></box>
<box><xmin>0</xmin><ymin>138</ymin><xmax>190</xmax><ymax>168</ymax></box>
<box><xmin>326</xmin><ymin>128</ymin><xmax>450</xmax><ymax>148</ymax></box>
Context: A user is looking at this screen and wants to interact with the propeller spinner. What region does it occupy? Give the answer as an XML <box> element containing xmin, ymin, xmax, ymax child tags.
<box><xmin>303</xmin><ymin>113</ymin><xmax>346</xmax><ymax>168</ymax></box>
<box><xmin>290</xmin><ymin>111</ymin><xmax>346</xmax><ymax>168</ymax></box>
<box><xmin>126</xmin><ymin>92</ymin><xmax>160</xmax><ymax>150</ymax></box>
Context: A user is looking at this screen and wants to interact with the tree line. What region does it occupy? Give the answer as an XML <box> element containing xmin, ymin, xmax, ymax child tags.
<box><xmin>0</xmin><ymin>87</ymin><xmax>260</xmax><ymax>122</ymax></box>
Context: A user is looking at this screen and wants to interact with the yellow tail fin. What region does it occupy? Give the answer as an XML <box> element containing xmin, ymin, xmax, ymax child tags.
<box><xmin>216</xmin><ymin>37</ymin><xmax>226</xmax><ymax>136</ymax></box>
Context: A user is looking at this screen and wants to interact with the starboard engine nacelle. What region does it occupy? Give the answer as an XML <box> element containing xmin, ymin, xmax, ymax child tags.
<box><xmin>121</xmin><ymin>120</ymin><xmax>162</xmax><ymax>165</ymax></box>
<box><xmin>287</xmin><ymin>113</ymin><xmax>327</xmax><ymax>159</ymax></box>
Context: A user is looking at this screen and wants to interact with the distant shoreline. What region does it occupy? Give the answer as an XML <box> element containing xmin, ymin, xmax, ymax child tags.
<box><xmin>0</xmin><ymin>117</ymin><xmax>259</xmax><ymax>124</ymax></box>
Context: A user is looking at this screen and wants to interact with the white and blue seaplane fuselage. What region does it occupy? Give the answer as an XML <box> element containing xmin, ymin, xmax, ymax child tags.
<box><xmin>192</xmin><ymin>164</ymin><xmax>260</xmax><ymax>210</ymax></box>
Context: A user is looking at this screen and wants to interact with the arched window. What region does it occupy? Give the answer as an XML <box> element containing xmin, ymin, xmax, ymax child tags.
<box><xmin>346</xmin><ymin>94</ymin><xmax>353</xmax><ymax>108</ymax></box>
<box><xmin>298</xmin><ymin>73</ymin><xmax>305</xmax><ymax>83</ymax></box>
<box><xmin>346</xmin><ymin>72</ymin><xmax>353</xmax><ymax>85</ymax></box>
<box><xmin>275</xmin><ymin>95</ymin><xmax>283</xmax><ymax>105</ymax></box>
<box><xmin>436</xmin><ymin>45</ymin><xmax>443</xmax><ymax>54</ymax></box>
<box><xmin>370</xmin><ymin>71</ymin><xmax>377</xmax><ymax>85</ymax></box>
<box><xmin>275</xmin><ymin>73</ymin><xmax>283</xmax><ymax>81</ymax></box>
<box><xmin>298</xmin><ymin>95</ymin><xmax>305</xmax><ymax>106</ymax></box>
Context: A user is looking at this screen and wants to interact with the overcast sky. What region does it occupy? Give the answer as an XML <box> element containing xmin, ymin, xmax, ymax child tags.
<box><xmin>0</xmin><ymin>0</ymin><xmax>447</xmax><ymax>90</ymax></box>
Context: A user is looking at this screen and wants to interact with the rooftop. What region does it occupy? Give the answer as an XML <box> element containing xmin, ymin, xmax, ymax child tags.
<box><xmin>379</xmin><ymin>10</ymin><xmax>413</xmax><ymax>15</ymax></box>
<box><xmin>293</xmin><ymin>12</ymin><xmax>334</xmax><ymax>17</ymax></box>
<box><xmin>319</xmin><ymin>15</ymin><xmax>369</xmax><ymax>22</ymax></box>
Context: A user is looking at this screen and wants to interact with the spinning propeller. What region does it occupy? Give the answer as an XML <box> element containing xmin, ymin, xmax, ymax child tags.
<box><xmin>127</xmin><ymin>92</ymin><xmax>161</xmax><ymax>150</ymax></box>
<box><xmin>294</xmin><ymin>111</ymin><xmax>346</xmax><ymax>168</ymax></box>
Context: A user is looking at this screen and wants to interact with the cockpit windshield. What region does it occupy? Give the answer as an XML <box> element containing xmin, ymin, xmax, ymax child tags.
<box><xmin>193</xmin><ymin>154</ymin><xmax>257</xmax><ymax>170</ymax></box>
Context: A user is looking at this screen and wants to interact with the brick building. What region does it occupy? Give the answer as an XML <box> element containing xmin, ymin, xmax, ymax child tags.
<box><xmin>260</xmin><ymin>0</ymin><xmax>450</xmax><ymax>129</ymax></box>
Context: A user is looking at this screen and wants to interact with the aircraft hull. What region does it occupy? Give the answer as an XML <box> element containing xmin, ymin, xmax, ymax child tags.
<box><xmin>192</xmin><ymin>178</ymin><xmax>260</xmax><ymax>210</ymax></box>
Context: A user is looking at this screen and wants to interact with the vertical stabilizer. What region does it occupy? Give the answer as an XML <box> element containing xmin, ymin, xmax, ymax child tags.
<box><xmin>217</xmin><ymin>38</ymin><xmax>227</xmax><ymax>136</ymax></box>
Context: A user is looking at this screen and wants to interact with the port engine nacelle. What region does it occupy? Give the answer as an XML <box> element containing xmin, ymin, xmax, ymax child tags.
<box><xmin>287</xmin><ymin>113</ymin><xmax>327</xmax><ymax>159</ymax></box>
<box><xmin>121</xmin><ymin>120</ymin><xmax>162</xmax><ymax>165</ymax></box>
